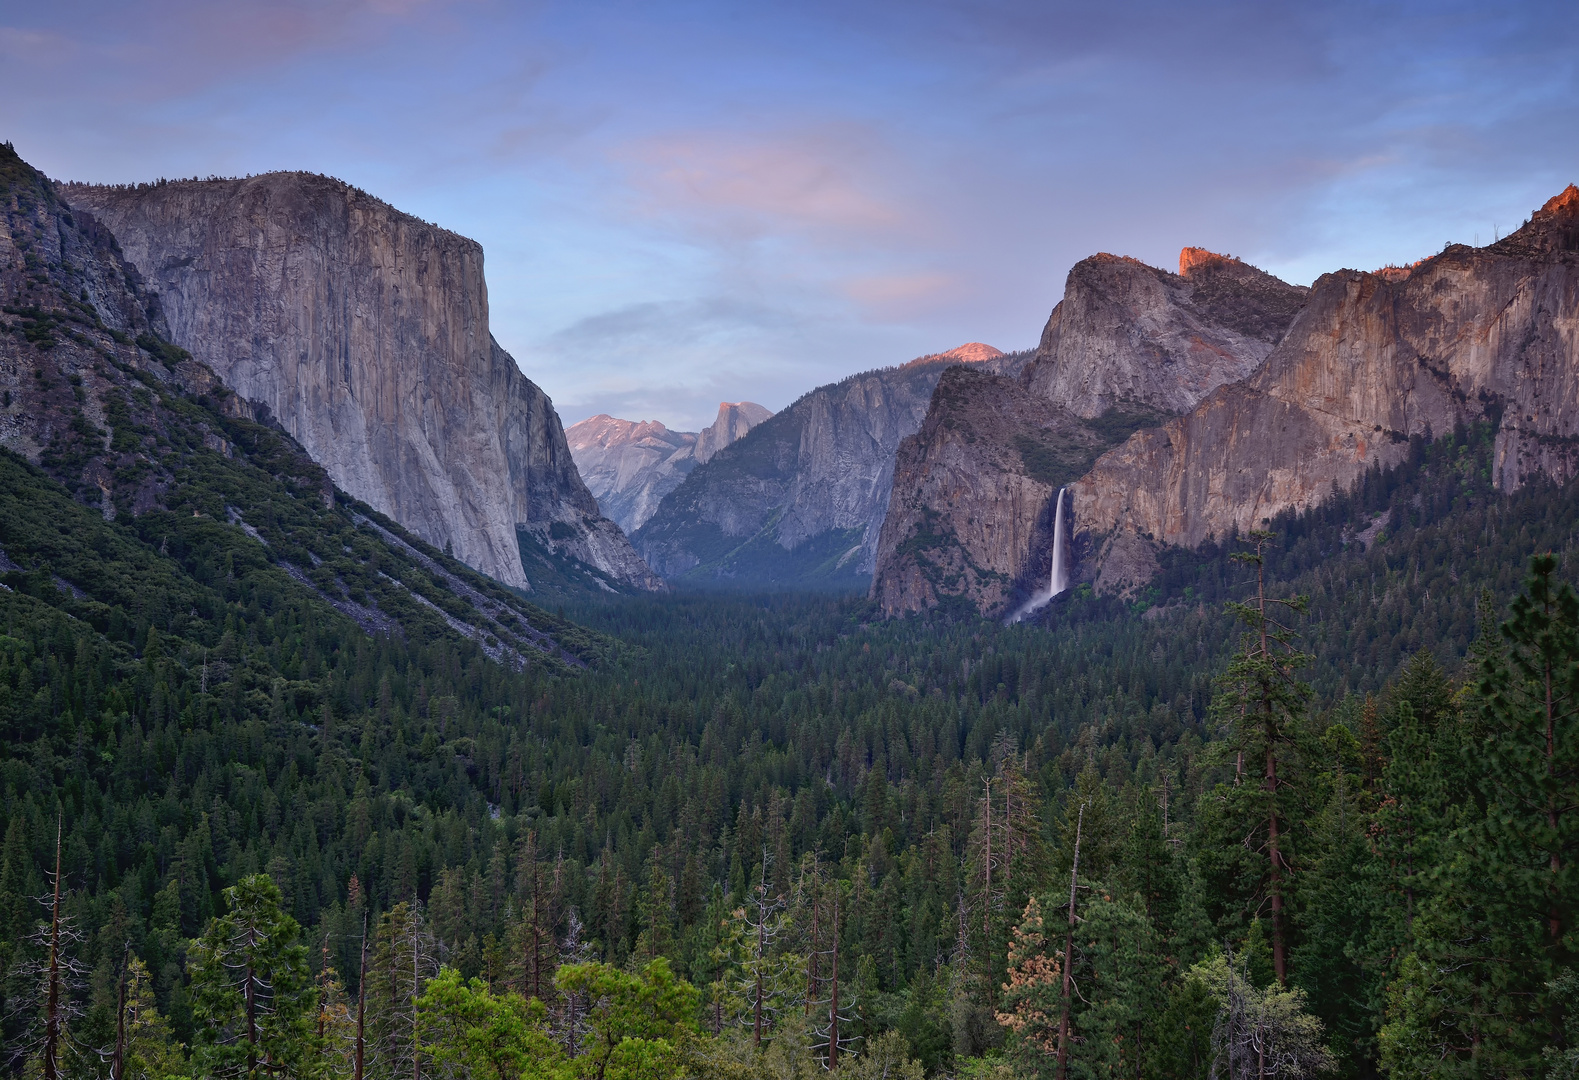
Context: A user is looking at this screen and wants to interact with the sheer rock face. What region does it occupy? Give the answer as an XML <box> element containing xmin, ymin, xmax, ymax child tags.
<box><xmin>695</xmin><ymin>401</ymin><xmax>772</xmax><ymax>464</ymax></box>
<box><xmin>873</xmin><ymin>253</ymin><xmax>1306</xmax><ymax>615</ymax></box>
<box><xmin>566</xmin><ymin>401</ymin><xmax>771</xmax><ymax>534</ymax></box>
<box><xmin>1023</xmin><ymin>251</ymin><xmax>1308</xmax><ymax>418</ymax></box>
<box><xmin>1073</xmin><ymin>185</ymin><xmax>1579</xmax><ymax>593</ymax></box>
<box><xmin>871</xmin><ymin>367</ymin><xmax>1108</xmax><ymax>616</ymax></box>
<box><xmin>634</xmin><ymin>346</ymin><xmax>1028</xmax><ymax>585</ymax></box>
<box><xmin>62</xmin><ymin>174</ymin><xmax>661</xmax><ymax>592</ymax></box>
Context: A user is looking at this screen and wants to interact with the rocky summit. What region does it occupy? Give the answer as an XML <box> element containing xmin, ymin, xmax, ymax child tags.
<box><xmin>872</xmin><ymin>252</ymin><xmax>1308</xmax><ymax>615</ymax></box>
<box><xmin>62</xmin><ymin>174</ymin><xmax>661</xmax><ymax>594</ymax></box>
<box><xmin>567</xmin><ymin>400</ymin><xmax>772</xmax><ymax>535</ymax></box>
<box><xmin>633</xmin><ymin>345</ymin><xmax>1028</xmax><ymax>588</ymax></box>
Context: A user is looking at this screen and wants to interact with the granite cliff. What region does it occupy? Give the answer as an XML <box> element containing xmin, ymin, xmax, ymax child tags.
<box><xmin>872</xmin><ymin>253</ymin><xmax>1308</xmax><ymax>615</ymax></box>
<box><xmin>635</xmin><ymin>344</ymin><xmax>1026</xmax><ymax>587</ymax></box>
<box><xmin>1024</xmin><ymin>249</ymin><xmax>1308</xmax><ymax>417</ymax></box>
<box><xmin>62</xmin><ymin>173</ymin><xmax>661</xmax><ymax>593</ymax></box>
<box><xmin>1072</xmin><ymin>185</ymin><xmax>1579</xmax><ymax>591</ymax></box>
<box><xmin>0</xmin><ymin>143</ymin><xmax>596</xmax><ymax>665</ymax></box>
<box><xmin>566</xmin><ymin>400</ymin><xmax>771</xmax><ymax>534</ymax></box>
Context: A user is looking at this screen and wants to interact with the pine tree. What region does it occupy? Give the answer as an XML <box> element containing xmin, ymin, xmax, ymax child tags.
<box><xmin>188</xmin><ymin>874</ymin><xmax>314</xmax><ymax>1080</ymax></box>
<box><xmin>1381</xmin><ymin>560</ymin><xmax>1579</xmax><ymax>1072</ymax></box>
<box><xmin>996</xmin><ymin>896</ymin><xmax>1061</xmax><ymax>1074</ymax></box>
<box><xmin>1209</xmin><ymin>532</ymin><xmax>1311</xmax><ymax>986</ymax></box>
<box><xmin>1195</xmin><ymin>948</ymin><xmax>1333</xmax><ymax>1079</ymax></box>
<box><xmin>120</xmin><ymin>954</ymin><xmax>185</xmax><ymax>1080</ymax></box>
<box><xmin>364</xmin><ymin>901</ymin><xmax>439</xmax><ymax>1080</ymax></box>
<box><xmin>1066</xmin><ymin>890</ymin><xmax>1169</xmax><ymax>1080</ymax></box>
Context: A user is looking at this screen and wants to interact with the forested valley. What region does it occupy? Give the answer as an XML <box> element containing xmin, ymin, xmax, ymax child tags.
<box><xmin>2</xmin><ymin>420</ymin><xmax>1577</xmax><ymax>1079</ymax></box>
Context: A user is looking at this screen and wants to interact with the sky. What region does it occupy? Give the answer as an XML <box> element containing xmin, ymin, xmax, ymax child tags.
<box><xmin>3</xmin><ymin>0</ymin><xmax>1577</xmax><ymax>432</ymax></box>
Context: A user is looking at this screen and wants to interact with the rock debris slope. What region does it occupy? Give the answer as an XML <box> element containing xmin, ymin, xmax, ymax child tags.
<box><xmin>634</xmin><ymin>344</ymin><xmax>1027</xmax><ymax>588</ymax></box>
<box><xmin>62</xmin><ymin>173</ymin><xmax>661</xmax><ymax>593</ymax></box>
<box><xmin>566</xmin><ymin>401</ymin><xmax>771</xmax><ymax>534</ymax></box>
<box><xmin>872</xmin><ymin>253</ymin><xmax>1308</xmax><ymax>615</ymax></box>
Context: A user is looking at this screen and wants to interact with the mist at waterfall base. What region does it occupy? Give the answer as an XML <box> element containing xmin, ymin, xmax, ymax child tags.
<box><xmin>1009</xmin><ymin>487</ymin><xmax>1069</xmax><ymax>624</ymax></box>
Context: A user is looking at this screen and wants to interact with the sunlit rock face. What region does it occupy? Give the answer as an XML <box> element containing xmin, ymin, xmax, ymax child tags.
<box><xmin>567</xmin><ymin>401</ymin><xmax>772</xmax><ymax>534</ymax></box>
<box><xmin>872</xmin><ymin>253</ymin><xmax>1309</xmax><ymax>615</ymax></box>
<box><xmin>64</xmin><ymin>173</ymin><xmax>662</xmax><ymax>592</ymax></box>
<box><xmin>634</xmin><ymin>346</ymin><xmax>1028</xmax><ymax>587</ymax></box>
<box><xmin>1073</xmin><ymin>185</ymin><xmax>1579</xmax><ymax>593</ymax></box>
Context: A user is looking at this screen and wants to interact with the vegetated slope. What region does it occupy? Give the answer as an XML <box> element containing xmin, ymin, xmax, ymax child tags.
<box><xmin>634</xmin><ymin>345</ymin><xmax>1030</xmax><ymax>589</ymax></box>
<box><xmin>62</xmin><ymin>173</ymin><xmax>661</xmax><ymax>594</ymax></box>
<box><xmin>567</xmin><ymin>401</ymin><xmax>772</xmax><ymax>534</ymax></box>
<box><xmin>874</xmin><ymin>251</ymin><xmax>1307</xmax><ymax>616</ymax></box>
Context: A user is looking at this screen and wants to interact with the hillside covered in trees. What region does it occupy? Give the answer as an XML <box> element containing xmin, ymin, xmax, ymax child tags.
<box><xmin>2</xmin><ymin>415</ymin><xmax>1577</xmax><ymax>1077</ymax></box>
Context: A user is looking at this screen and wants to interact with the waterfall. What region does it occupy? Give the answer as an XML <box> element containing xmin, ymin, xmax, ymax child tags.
<box><xmin>1049</xmin><ymin>487</ymin><xmax>1068</xmax><ymax>597</ymax></box>
<box><xmin>1007</xmin><ymin>485</ymin><xmax>1071</xmax><ymax>623</ymax></box>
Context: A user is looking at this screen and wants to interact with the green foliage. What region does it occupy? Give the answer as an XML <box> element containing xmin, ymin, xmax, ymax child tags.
<box><xmin>1379</xmin><ymin>554</ymin><xmax>1579</xmax><ymax>1076</ymax></box>
<box><xmin>1013</xmin><ymin>405</ymin><xmax>1165</xmax><ymax>490</ymax></box>
<box><xmin>416</xmin><ymin>967</ymin><xmax>563</xmax><ymax>1080</ymax></box>
<box><xmin>555</xmin><ymin>958</ymin><xmax>698</xmax><ymax>1080</ymax></box>
<box><xmin>0</xmin><ymin>335</ymin><xmax>1577</xmax><ymax>1079</ymax></box>
<box><xmin>188</xmin><ymin>874</ymin><xmax>314</xmax><ymax>1079</ymax></box>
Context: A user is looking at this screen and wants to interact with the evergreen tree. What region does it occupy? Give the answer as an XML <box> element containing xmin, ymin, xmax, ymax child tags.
<box><xmin>188</xmin><ymin>874</ymin><xmax>314</xmax><ymax>1080</ymax></box>
<box><xmin>1381</xmin><ymin>557</ymin><xmax>1579</xmax><ymax>1074</ymax></box>
<box><xmin>415</xmin><ymin>967</ymin><xmax>563</xmax><ymax>1080</ymax></box>
<box><xmin>1208</xmin><ymin>532</ymin><xmax>1312</xmax><ymax>985</ymax></box>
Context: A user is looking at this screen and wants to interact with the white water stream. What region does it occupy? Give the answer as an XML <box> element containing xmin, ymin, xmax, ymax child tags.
<box><xmin>1008</xmin><ymin>486</ymin><xmax>1069</xmax><ymax>623</ymax></box>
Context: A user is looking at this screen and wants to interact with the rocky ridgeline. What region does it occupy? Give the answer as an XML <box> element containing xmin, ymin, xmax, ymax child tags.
<box><xmin>872</xmin><ymin>251</ymin><xmax>1309</xmax><ymax>615</ymax></box>
<box><xmin>0</xmin><ymin>144</ymin><xmax>593</xmax><ymax>666</ymax></box>
<box><xmin>1072</xmin><ymin>184</ymin><xmax>1579</xmax><ymax>592</ymax></box>
<box><xmin>567</xmin><ymin>401</ymin><xmax>772</xmax><ymax>535</ymax></box>
<box><xmin>63</xmin><ymin>174</ymin><xmax>661</xmax><ymax>594</ymax></box>
<box><xmin>874</xmin><ymin>187</ymin><xmax>1579</xmax><ymax>617</ymax></box>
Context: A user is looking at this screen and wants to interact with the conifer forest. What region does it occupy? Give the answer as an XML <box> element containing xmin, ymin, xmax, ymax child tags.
<box><xmin>2</xmin><ymin>416</ymin><xmax>1578</xmax><ymax>1079</ymax></box>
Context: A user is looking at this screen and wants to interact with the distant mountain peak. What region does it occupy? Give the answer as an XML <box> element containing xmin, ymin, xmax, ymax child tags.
<box><xmin>567</xmin><ymin>401</ymin><xmax>772</xmax><ymax>534</ymax></box>
<box><xmin>938</xmin><ymin>342</ymin><xmax>1004</xmax><ymax>363</ymax></box>
<box><xmin>902</xmin><ymin>342</ymin><xmax>1004</xmax><ymax>369</ymax></box>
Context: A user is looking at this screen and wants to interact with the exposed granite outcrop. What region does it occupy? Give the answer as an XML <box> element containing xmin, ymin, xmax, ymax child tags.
<box><xmin>695</xmin><ymin>401</ymin><xmax>773</xmax><ymax>464</ymax></box>
<box><xmin>1073</xmin><ymin>185</ymin><xmax>1579</xmax><ymax>592</ymax></box>
<box><xmin>634</xmin><ymin>345</ymin><xmax>1029</xmax><ymax>586</ymax></box>
<box><xmin>870</xmin><ymin>367</ymin><xmax>1112</xmax><ymax>615</ymax></box>
<box><xmin>568</xmin><ymin>401</ymin><xmax>771</xmax><ymax>534</ymax></box>
<box><xmin>872</xmin><ymin>253</ymin><xmax>1308</xmax><ymax>615</ymax></box>
<box><xmin>0</xmin><ymin>143</ymin><xmax>598</xmax><ymax>663</ymax></box>
<box><xmin>62</xmin><ymin>173</ymin><xmax>661</xmax><ymax>592</ymax></box>
<box><xmin>1022</xmin><ymin>250</ymin><xmax>1307</xmax><ymax>418</ymax></box>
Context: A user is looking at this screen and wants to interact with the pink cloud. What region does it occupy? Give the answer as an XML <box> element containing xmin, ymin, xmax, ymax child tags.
<box><xmin>842</xmin><ymin>271</ymin><xmax>959</xmax><ymax>318</ymax></box>
<box><xmin>613</xmin><ymin>125</ymin><xmax>910</xmax><ymax>240</ymax></box>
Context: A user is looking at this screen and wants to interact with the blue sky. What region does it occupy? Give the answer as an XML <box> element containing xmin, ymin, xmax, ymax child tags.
<box><xmin>4</xmin><ymin>0</ymin><xmax>1577</xmax><ymax>430</ymax></box>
